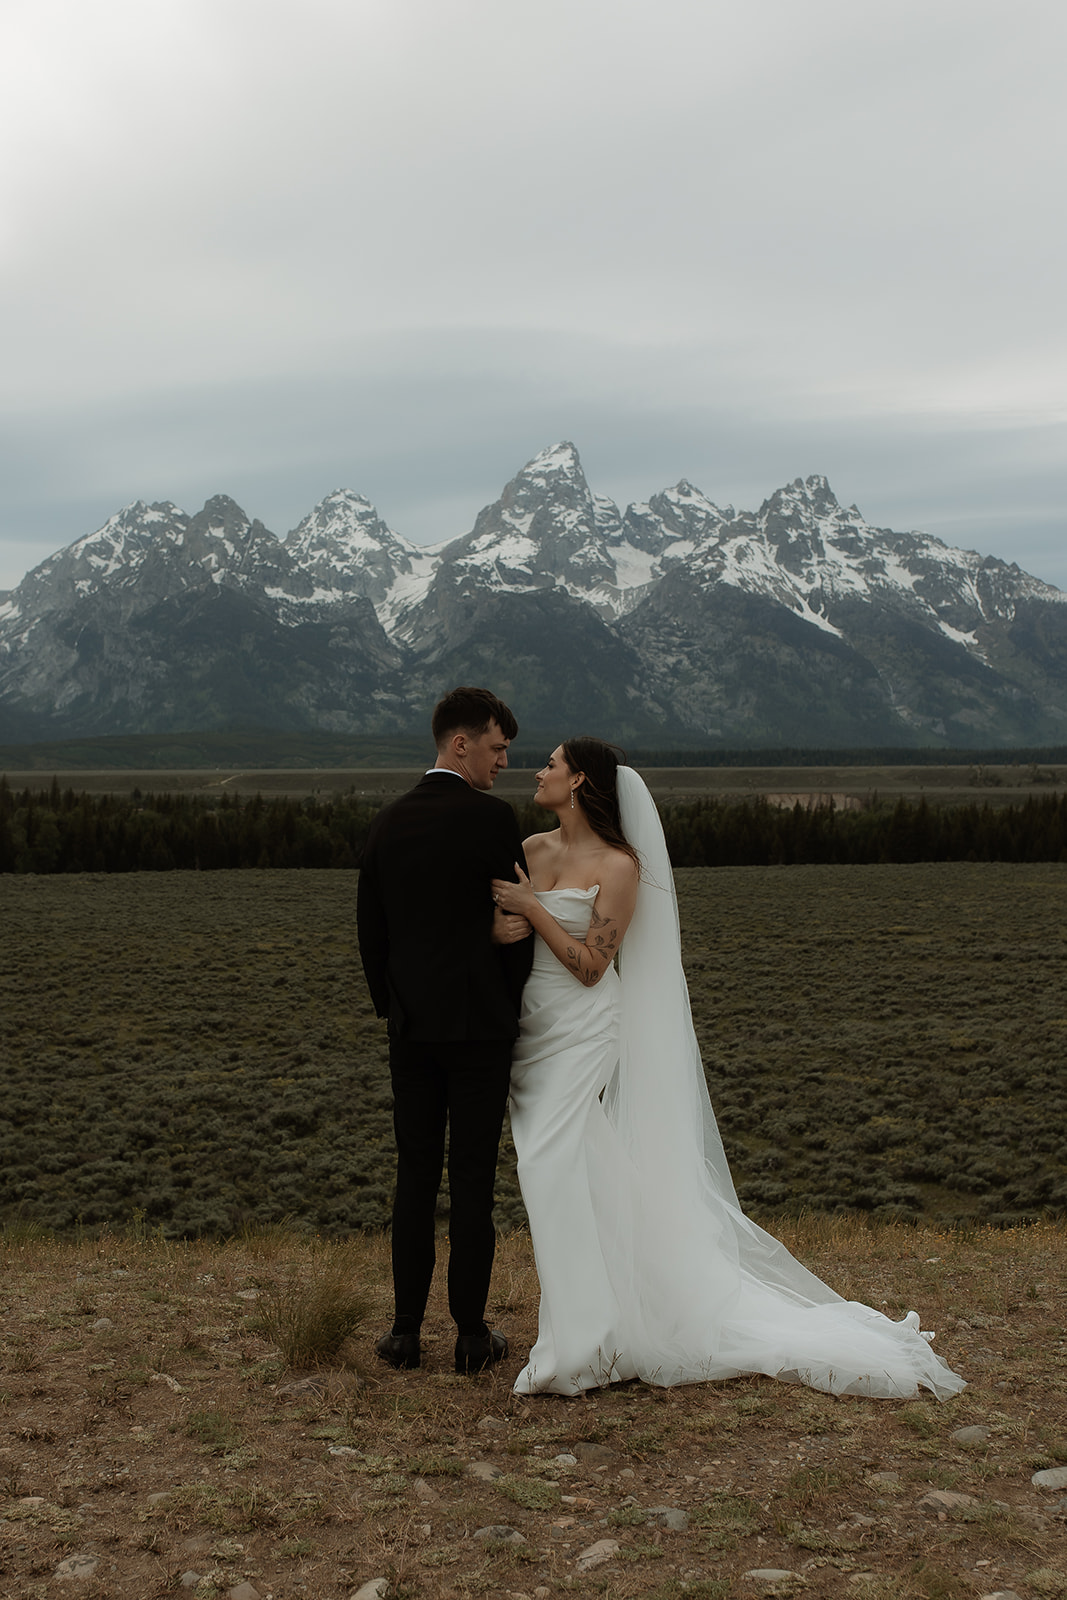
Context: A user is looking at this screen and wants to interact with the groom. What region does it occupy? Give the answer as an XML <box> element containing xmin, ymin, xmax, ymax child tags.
<box><xmin>356</xmin><ymin>686</ymin><xmax>533</xmax><ymax>1374</ymax></box>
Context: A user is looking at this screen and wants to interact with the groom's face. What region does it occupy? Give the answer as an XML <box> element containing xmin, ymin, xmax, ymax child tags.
<box><xmin>460</xmin><ymin>720</ymin><xmax>510</xmax><ymax>791</ymax></box>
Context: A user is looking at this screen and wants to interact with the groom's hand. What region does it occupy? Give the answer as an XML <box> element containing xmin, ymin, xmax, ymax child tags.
<box><xmin>491</xmin><ymin>905</ymin><xmax>531</xmax><ymax>944</ymax></box>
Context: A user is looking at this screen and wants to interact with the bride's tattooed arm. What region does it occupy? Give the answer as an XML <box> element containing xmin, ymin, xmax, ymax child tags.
<box><xmin>564</xmin><ymin>906</ymin><xmax>623</xmax><ymax>986</ymax></box>
<box><xmin>491</xmin><ymin>848</ymin><xmax>638</xmax><ymax>986</ymax></box>
<box><xmin>538</xmin><ymin>871</ymin><xmax>637</xmax><ymax>987</ymax></box>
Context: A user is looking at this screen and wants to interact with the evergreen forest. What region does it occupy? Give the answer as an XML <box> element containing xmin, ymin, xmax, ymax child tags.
<box><xmin>3</xmin><ymin>777</ymin><xmax>1067</xmax><ymax>874</ymax></box>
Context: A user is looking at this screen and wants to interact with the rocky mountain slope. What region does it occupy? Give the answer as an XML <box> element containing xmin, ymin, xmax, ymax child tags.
<box><xmin>1</xmin><ymin>443</ymin><xmax>1064</xmax><ymax>746</ymax></box>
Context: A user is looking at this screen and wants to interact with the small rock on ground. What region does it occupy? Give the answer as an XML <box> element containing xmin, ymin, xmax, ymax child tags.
<box><xmin>53</xmin><ymin>1555</ymin><xmax>99</xmax><ymax>1580</ymax></box>
<box><xmin>572</xmin><ymin>1441</ymin><xmax>616</xmax><ymax>1466</ymax></box>
<box><xmin>743</xmin><ymin>1571</ymin><xmax>795</xmax><ymax>1583</ymax></box>
<box><xmin>466</xmin><ymin>1459</ymin><xmax>504</xmax><ymax>1481</ymax></box>
<box><xmin>350</xmin><ymin>1581</ymin><xmax>389</xmax><ymax>1600</ymax></box>
<box><xmin>1032</xmin><ymin>1466</ymin><xmax>1067</xmax><ymax>1490</ymax></box>
<box><xmin>55</xmin><ymin>1555</ymin><xmax>100</xmax><ymax>1581</ymax></box>
<box><xmin>574</xmin><ymin>1538</ymin><xmax>620</xmax><ymax>1572</ymax></box>
<box><xmin>951</xmin><ymin>1424</ymin><xmax>991</xmax><ymax>1444</ymax></box>
<box><xmin>473</xmin><ymin>1525</ymin><xmax>526</xmax><ymax>1545</ymax></box>
<box><xmin>149</xmin><ymin>1371</ymin><xmax>184</xmax><ymax>1392</ymax></box>
<box><xmin>179</xmin><ymin>1577</ymin><xmax>201</xmax><ymax>1592</ymax></box>
<box><xmin>227</xmin><ymin>1585</ymin><xmax>261</xmax><ymax>1600</ymax></box>
<box><xmin>646</xmin><ymin>1505</ymin><xmax>689</xmax><ymax>1531</ymax></box>
<box><xmin>277</xmin><ymin>1373</ymin><xmax>360</xmax><ymax>1401</ymax></box>
<box><xmin>917</xmin><ymin>1489</ymin><xmax>980</xmax><ymax>1510</ymax></box>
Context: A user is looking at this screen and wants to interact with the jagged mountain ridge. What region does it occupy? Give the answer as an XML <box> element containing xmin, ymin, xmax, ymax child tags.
<box><xmin>1</xmin><ymin>443</ymin><xmax>1064</xmax><ymax>745</ymax></box>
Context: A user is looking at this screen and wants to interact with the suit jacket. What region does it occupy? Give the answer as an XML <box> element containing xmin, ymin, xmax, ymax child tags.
<box><xmin>356</xmin><ymin>772</ymin><xmax>534</xmax><ymax>1042</ymax></box>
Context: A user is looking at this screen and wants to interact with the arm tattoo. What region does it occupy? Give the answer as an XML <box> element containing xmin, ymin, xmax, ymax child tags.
<box><xmin>564</xmin><ymin>915</ymin><xmax>621</xmax><ymax>986</ymax></box>
<box><xmin>563</xmin><ymin>944</ymin><xmax>594</xmax><ymax>986</ymax></box>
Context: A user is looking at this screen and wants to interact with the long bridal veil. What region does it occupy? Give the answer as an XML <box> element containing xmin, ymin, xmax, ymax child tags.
<box><xmin>594</xmin><ymin>765</ymin><xmax>963</xmax><ymax>1398</ymax></box>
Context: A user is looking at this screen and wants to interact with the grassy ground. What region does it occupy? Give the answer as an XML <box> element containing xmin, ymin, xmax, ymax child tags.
<box><xmin>3</xmin><ymin>864</ymin><xmax>1064</xmax><ymax>1235</ymax></box>
<box><xmin>1</xmin><ymin>1219</ymin><xmax>1066</xmax><ymax>1599</ymax></box>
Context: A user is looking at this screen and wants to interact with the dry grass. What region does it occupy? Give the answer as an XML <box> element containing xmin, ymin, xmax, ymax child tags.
<box><xmin>1</xmin><ymin>1219</ymin><xmax>1066</xmax><ymax>1598</ymax></box>
<box><xmin>249</xmin><ymin>1246</ymin><xmax>372</xmax><ymax>1369</ymax></box>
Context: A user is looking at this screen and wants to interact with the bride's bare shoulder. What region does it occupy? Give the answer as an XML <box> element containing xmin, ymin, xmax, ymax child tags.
<box><xmin>523</xmin><ymin>831</ymin><xmax>555</xmax><ymax>862</ymax></box>
<box><xmin>598</xmin><ymin>842</ymin><xmax>639</xmax><ymax>887</ymax></box>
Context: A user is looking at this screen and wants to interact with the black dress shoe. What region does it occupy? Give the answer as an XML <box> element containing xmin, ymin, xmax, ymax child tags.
<box><xmin>454</xmin><ymin>1328</ymin><xmax>508</xmax><ymax>1375</ymax></box>
<box><xmin>376</xmin><ymin>1329</ymin><xmax>420</xmax><ymax>1370</ymax></box>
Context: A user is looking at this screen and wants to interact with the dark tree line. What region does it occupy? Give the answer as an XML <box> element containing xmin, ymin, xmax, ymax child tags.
<box><xmin>2</xmin><ymin>777</ymin><xmax>1067</xmax><ymax>873</ymax></box>
<box><xmin>658</xmin><ymin>792</ymin><xmax>1067</xmax><ymax>868</ymax></box>
<box><xmin>0</xmin><ymin>779</ymin><xmax>379</xmax><ymax>874</ymax></box>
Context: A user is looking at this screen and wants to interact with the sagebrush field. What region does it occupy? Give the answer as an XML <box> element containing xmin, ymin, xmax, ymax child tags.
<box><xmin>2</xmin><ymin>863</ymin><xmax>1064</xmax><ymax>1237</ymax></box>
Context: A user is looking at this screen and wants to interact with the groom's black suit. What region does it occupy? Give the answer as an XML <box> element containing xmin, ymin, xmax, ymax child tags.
<box><xmin>357</xmin><ymin>771</ymin><xmax>532</xmax><ymax>1335</ymax></box>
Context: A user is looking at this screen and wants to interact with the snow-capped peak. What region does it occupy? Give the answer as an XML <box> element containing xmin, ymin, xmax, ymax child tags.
<box><xmin>8</xmin><ymin>500</ymin><xmax>192</xmax><ymax>619</ymax></box>
<box><xmin>672</xmin><ymin>473</ymin><xmax>1065</xmax><ymax>648</ymax></box>
<box><xmin>517</xmin><ymin>439</ymin><xmax>586</xmax><ymax>485</ymax></box>
<box><xmin>287</xmin><ymin>489</ymin><xmax>413</xmax><ymax>556</ymax></box>
<box><xmin>285</xmin><ymin>489</ymin><xmax>434</xmax><ymax>612</ymax></box>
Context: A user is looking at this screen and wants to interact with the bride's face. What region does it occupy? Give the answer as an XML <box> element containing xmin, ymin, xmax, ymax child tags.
<box><xmin>534</xmin><ymin>746</ymin><xmax>576</xmax><ymax>811</ymax></box>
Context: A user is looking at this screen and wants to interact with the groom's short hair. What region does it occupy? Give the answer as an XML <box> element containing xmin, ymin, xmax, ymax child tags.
<box><xmin>432</xmin><ymin>686</ymin><xmax>518</xmax><ymax>747</ymax></box>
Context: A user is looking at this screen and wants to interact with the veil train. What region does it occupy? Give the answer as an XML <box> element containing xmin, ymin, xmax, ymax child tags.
<box><xmin>591</xmin><ymin>765</ymin><xmax>964</xmax><ymax>1399</ymax></box>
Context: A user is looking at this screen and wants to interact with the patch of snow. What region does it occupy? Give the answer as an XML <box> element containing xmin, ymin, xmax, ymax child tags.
<box><xmin>464</xmin><ymin>532</ymin><xmax>539</xmax><ymax>564</ymax></box>
<box><xmin>379</xmin><ymin>553</ymin><xmax>440</xmax><ymax>628</ymax></box>
<box><xmin>871</xmin><ymin>550</ymin><xmax>921</xmax><ymax>593</ymax></box>
<box><xmin>938</xmin><ymin>620</ymin><xmax>979</xmax><ymax>648</ymax></box>
<box><xmin>263</xmin><ymin>584</ymin><xmax>336</xmax><ymax>604</ymax></box>
<box><xmin>496</xmin><ymin>511</ymin><xmax>537</xmax><ymax>537</ymax></box>
<box><xmin>793</xmin><ymin>599</ymin><xmax>843</xmax><ymax>637</ymax></box>
<box><xmin>610</xmin><ymin>543</ymin><xmax>659</xmax><ymax>591</ymax></box>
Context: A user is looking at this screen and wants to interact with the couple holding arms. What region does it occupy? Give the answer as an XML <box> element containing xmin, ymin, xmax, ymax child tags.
<box><xmin>357</xmin><ymin>686</ymin><xmax>963</xmax><ymax>1400</ymax></box>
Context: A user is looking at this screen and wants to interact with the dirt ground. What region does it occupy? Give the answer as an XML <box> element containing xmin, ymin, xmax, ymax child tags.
<box><xmin>2</xmin><ymin>1219</ymin><xmax>1066</xmax><ymax>1599</ymax></box>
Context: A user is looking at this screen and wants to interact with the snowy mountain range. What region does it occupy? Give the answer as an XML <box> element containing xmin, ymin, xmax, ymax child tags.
<box><xmin>2</xmin><ymin>442</ymin><xmax>1065</xmax><ymax>747</ymax></box>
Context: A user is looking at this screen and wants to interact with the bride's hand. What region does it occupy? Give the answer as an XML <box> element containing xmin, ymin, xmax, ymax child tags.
<box><xmin>491</xmin><ymin>865</ymin><xmax>535</xmax><ymax>917</ymax></box>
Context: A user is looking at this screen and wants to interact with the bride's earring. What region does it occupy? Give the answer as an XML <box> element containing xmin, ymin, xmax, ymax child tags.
<box><xmin>570</xmin><ymin>788</ymin><xmax>575</xmax><ymax>809</ymax></box>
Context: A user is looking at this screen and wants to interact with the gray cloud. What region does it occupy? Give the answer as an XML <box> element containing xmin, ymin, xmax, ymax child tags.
<box><xmin>2</xmin><ymin>0</ymin><xmax>1064</xmax><ymax>591</ymax></box>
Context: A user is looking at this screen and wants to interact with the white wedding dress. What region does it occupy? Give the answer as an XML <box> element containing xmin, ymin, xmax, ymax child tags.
<box><xmin>508</xmin><ymin>769</ymin><xmax>965</xmax><ymax>1401</ymax></box>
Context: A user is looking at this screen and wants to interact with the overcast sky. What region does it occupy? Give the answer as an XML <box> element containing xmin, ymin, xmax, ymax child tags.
<box><xmin>2</xmin><ymin>0</ymin><xmax>1065</xmax><ymax>593</ymax></box>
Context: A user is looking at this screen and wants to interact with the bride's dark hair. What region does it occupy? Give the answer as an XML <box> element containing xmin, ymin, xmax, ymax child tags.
<box><xmin>561</xmin><ymin>737</ymin><xmax>639</xmax><ymax>868</ymax></box>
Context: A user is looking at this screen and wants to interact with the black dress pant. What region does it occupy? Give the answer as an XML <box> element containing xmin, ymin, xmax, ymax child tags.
<box><xmin>388</xmin><ymin>1038</ymin><xmax>512</xmax><ymax>1334</ymax></box>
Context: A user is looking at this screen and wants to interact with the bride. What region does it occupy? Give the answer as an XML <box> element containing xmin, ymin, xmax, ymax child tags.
<box><xmin>491</xmin><ymin>738</ymin><xmax>964</xmax><ymax>1401</ymax></box>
